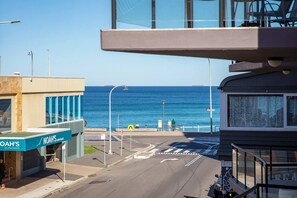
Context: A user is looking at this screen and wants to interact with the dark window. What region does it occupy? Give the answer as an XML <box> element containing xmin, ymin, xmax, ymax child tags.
<box><xmin>0</xmin><ymin>99</ymin><xmax>12</xmax><ymax>132</ymax></box>
<box><xmin>228</xmin><ymin>95</ymin><xmax>283</xmax><ymax>128</ymax></box>
<box><xmin>287</xmin><ymin>96</ymin><xmax>297</xmax><ymax>126</ymax></box>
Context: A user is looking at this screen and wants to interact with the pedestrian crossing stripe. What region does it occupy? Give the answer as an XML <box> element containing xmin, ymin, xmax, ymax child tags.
<box><xmin>156</xmin><ymin>148</ymin><xmax>217</xmax><ymax>156</ymax></box>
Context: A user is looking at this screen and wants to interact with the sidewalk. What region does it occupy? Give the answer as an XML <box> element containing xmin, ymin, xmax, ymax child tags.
<box><xmin>0</xmin><ymin>136</ymin><xmax>152</xmax><ymax>198</ymax></box>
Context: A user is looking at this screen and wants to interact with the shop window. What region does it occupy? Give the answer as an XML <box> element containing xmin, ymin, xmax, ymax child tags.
<box><xmin>287</xmin><ymin>96</ymin><xmax>297</xmax><ymax>126</ymax></box>
<box><xmin>228</xmin><ymin>95</ymin><xmax>283</xmax><ymax>128</ymax></box>
<box><xmin>0</xmin><ymin>99</ymin><xmax>12</xmax><ymax>132</ymax></box>
<box><xmin>23</xmin><ymin>149</ymin><xmax>41</xmax><ymax>171</ymax></box>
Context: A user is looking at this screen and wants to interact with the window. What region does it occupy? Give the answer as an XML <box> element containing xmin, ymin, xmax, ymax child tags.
<box><xmin>0</xmin><ymin>99</ymin><xmax>12</xmax><ymax>132</ymax></box>
<box><xmin>287</xmin><ymin>96</ymin><xmax>297</xmax><ymax>126</ymax></box>
<box><xmin>70</xmin><ymin>96</ymin><xmax>74</xmax><ymax>121</ymax></box>
<box><xmin>46</xmin><ymin>95</ymin><xmax>82</xmax><ymax>125</ymax></box>
<box><xmin>75</xmin><ymin>96</ymin><xmax>79</xmax><ymax>120</ymax></box>
<box><xmin>46</xmin><ymin>97</ymin><xmax>50</xmax><ymax>124</ymax></box>
<box><xmin>52</xmin><ymin>97</ymin><xmax>57</xmax><ymax>123</ymax></box>
<box><xmin>64</xmin><ymin>96</ymin><xmax>69</xmax><ymax>121</ymax></box>
<box><xmin>58</xmin><ymin>97</ymin><xmax>63</xmax><ymax>122</ymax></box>
<box><xmin>228</xmin><ymin>95</ymin><xmax>283</xmax><ymax>128</ymax></box>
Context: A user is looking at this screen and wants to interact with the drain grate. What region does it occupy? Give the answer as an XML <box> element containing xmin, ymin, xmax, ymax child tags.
<box><xmin>89</xmin><ymin>180</ymin><xmax>107</xmax><ymax>184</ymax></box>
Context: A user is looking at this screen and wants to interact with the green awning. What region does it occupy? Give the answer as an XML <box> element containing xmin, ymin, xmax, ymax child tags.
<box><xmin>0</xmin><ymin>128</ymin><xmax>72</xmax><ymax>151</ymax></box>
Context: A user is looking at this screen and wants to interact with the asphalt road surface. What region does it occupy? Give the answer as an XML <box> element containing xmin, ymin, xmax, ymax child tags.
<box><xmin>53</xmin><ymin>136</ymin><xmax>220</xmax><ymax>198</ymax></box>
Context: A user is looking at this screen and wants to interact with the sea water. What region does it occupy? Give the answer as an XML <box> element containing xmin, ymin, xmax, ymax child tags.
<box><xmin>83</xmin><ymin>86</ymin><xmax>220</xmax><ymax>131</ymax></box>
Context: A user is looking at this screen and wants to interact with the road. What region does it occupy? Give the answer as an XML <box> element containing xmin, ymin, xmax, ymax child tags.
<box><xmin>53</xmin><ymin>136</ymin><xmax>220</xmax><ymax>198</ymax></box>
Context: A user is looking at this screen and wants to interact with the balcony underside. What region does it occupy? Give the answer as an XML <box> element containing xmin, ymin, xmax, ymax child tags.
<box><xmin>101</xmin><ymin>27</ymin><xmax>297</xmax><ymax>64</ymax></box>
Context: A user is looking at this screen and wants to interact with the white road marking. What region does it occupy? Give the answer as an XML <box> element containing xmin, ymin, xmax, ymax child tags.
<box><xmin>160</xmin><ymin>158</ymin><xmax>179</xmax><ymax>163</ymax></box>
<box><xmin>174</xmin><ymin>149</ymin><xmax>183</xmax><ymax>153</ymax></box>
<box><xmin>163</xmin><ymin>148</ymin><xmax>173</xmax><ymax>153</ymax></box>
<box><xmin>149</xmin><ymin>148</ymin><xmax>159</xmax><ymax>154</ymax></box>
<box><xmin>183</xmin><ymin>150</ymin><xmax>191</xmax><ymax>153</ymax></box>
<box><xmin>185</xmin><ymin>155</ymin><xmax>202</xmax><ymax>167</ymax></box>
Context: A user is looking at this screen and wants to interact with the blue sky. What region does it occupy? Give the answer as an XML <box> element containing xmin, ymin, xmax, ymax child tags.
<box><xmin>0</xmin><ymin>0</ymin><xmax>233</xmax><ymax>86</ymax></box>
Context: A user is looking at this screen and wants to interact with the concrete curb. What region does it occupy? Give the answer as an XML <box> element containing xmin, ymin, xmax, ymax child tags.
<box><xmin>40</xmin><ymin>143</ymin><xmax>155</xmax><ymax>198</ymax></box>
<box><xmin>40</xmin><ymin>177</ymin><xmax>87</xmax><ymax>198</ymax></box>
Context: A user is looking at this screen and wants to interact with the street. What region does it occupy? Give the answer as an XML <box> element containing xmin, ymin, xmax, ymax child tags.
<box><xmin>52</xmin><ymin>135</ymin><xmax>220</xmax><ymax>198</ymax></box>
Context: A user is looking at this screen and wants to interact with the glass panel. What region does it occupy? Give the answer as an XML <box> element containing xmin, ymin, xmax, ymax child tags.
<box><xmin>70</xmin><ymin>96</ymin><xmax>74</xmax><ymax>121</ymax></box>
<box><xmin>117</xmin><ymin>0</ymin><xmax>152</xmax><ymax>28</ymax></box>
<box><xmin>46</xmin><ymin>97</ymin><xmax>50</xmax><ymax>124</ymax></box>
<box><xmin>155</xmin><ymin>0</ymin><xmax>185</xmax><ymax>28</ymax></box>
<box><xmin>58</xmin><ymin>97</ymin><xmax>63</xmax><ymax>123</ymax></box>
<box><xmin>246</xmin><ymin>155</ymin><xmax>255</xmax><ymax>188</ymax></box>
<box><xmin>193</xmin><ymin>0</ymin><xmax>219</xmax><ymax>28</ymax></box>
<box><xmin>238</xmin><ymin>151</ymin><xmax>245</xmax><ymax>185</ymax></box>
<box><xmin>64</xmin><ymin>96</ymin><xmax>69</xmax><ymax>122</ymax></box>
<box><xmin>80</xmin><ymin>96</ymin><xmax>83</xmax><ymax>119</ymax></box>
<box><xmin>0</xmin><ymin>99</ymin><xmax>11</xmax><ymax>132</ymax></box>
<box><xmin>255</xmin><ymin>160</ymin><xmax>262</xmax><ymax>184</ymax></box>
<box><xmin>287</xmin><ymin>96</ymin><xmax>297</xmax><ymax>126</ymax></box>
<box><xmin>51</xmin><ymin>97</ymin><xmax>57</xmax><ymax>124</ymax></box>
<box><xmin>232</xmin><ymin>149</ymin><xmax>237</xmax><ymax>179</ymax></box>
<box><xmin>75</xmin><ymin>96</ymin><xmax>79</xmax><ymax>120</ymax></box>
<box><xmin>270</xmin><ymin>167</ymin><xmax>297</xmax><ymax>184</ymax></box>
<box><xmin>228</xmin><ymin>95</ymin><xmax>283</xmax><ymax>128</ymax></box>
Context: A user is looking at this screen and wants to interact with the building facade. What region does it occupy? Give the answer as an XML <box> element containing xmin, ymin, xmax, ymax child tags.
<box><xmin>0</xmin><ymin>76</ymin><xmax>85</xmax><ymax>181</ymax></box>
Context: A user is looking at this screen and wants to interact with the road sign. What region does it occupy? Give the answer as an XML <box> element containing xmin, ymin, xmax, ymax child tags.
<box><xmin>101</xmin><ymin>134</ymin><xmax>106</xmax><ymax>140</ymax></box>
<box><xmin>128</xmin><ymin>124</ymin><xmax>134</xmax><ymax>131</ymax></box>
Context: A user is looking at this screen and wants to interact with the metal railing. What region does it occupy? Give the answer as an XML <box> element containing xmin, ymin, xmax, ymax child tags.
<box><xmin>111</xmin><ymin>0</ymin><xmax>293</xmax><ymax>29</ymax></box>
<box><xmin>180</xmin><ymin>125</ymin><xmax>220</xmax><ymax>132</ymax></box>
<box><xmin>235</xmin><ymin>183</ymin><xmax>297</xmax><ymax>198</ymax></box>
<box><xmin>232</xmin><ymin>144</ymin><xmax>297</xmax><ymax>196</ymax></box>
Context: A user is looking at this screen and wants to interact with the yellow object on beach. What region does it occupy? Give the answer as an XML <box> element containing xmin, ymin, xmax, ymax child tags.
<box><xmin>128</xmin><ymin>124</ymin><xmax>134</xmax><ymax>131</ymax></box>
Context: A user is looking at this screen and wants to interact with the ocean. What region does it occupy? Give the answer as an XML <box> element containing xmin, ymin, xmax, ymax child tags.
<box><xmin>83</xmin><ymin>86</ymin><xmax>220</xmax><ymax>131</ymax></box>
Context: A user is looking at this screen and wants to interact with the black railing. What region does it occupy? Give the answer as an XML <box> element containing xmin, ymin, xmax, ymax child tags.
<box><xmin>232</xmin><ymin>144</ymin><xmax>297</xmax><ymax>192</ymax></box>
<box><xmin>234</xmin><ymin>183</ymin><xmax>297</xmax><ymax>198</ymax></box>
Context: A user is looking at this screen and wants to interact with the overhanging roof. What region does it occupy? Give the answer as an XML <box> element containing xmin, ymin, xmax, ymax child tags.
<box><xmin>101</xmin><ymin>27</ymin><xmax>297</xmax><ymax>63</ymax></box>
<box><xmin>0</xmin><ymin>128</ymin><xmax>71</xmax><ymax>151</ymax></box>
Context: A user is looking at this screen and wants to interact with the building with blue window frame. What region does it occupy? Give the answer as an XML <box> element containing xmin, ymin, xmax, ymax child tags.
<box><xmin>0</xmin><ymin>75</ymin><xmax>85</xmax><ymax>181</ymax></box>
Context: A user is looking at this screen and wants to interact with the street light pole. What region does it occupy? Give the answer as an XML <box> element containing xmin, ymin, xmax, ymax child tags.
<box><xmin>208</xmin><ymin>58</ymin><xmax>213</xmax><ymax>134</ymax></box>
<box><xmin>108</xmin><ymin>85</ymin><xmax>128</xmax><ymax>155</ymax></box>
<box><xmin>28</xmin><ymin>51</ymin><xmax>33</xmax><ymax>81</ymax></box>
<box><xmin>162</xmin><ymin>99</ymin><xmax>165</xmax><ymax>131</ymax></box>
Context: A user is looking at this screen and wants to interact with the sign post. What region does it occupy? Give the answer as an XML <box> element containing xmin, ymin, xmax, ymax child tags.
<box><xmin>120</xmin><ymin>129</ymin><xmax>123</xmax><ymax>156</ymax></box>
<box><xmin>101</xmin><ymin>134</ymin><xmax>106</xmax><ymax>166</ymax></box>
<box><xmin>127</xmin><ymin>124</ymin><xmax>134</xmax><ymax>152</ymax></box>
<box><xmin>62</xmin><ymin>141</ymin><xmax>66</xmax><ymax>182</ymax></box>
